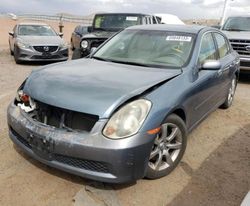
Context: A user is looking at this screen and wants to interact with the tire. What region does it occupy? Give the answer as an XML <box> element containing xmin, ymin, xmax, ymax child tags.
<box><xmin>70</xmin><ymin>39</ymin><xmax>75</xmax><ymax>51</ymax></box>
<box><xmin>146</xmin><ymin>114</ymin><xmax>187</xmax><ymax>179</ymax></box>
<box><xmin>72</xmin><ymin>48</ymin><xmax>82</xmax><ymax>60</ymax></box>
<box><xmin>14</xmin><ymin>46</ymin><xmax>21</xmax><ymax>64</ymax></box>
<box><xmin>9</xmin><ymin>43</ymin><xmax>14</xmax><ymax>55</ymax></box>
<box><xmin>220</xmin><ymin>75</ymin><xmax>237</xmax><ymax>109</ymax></box>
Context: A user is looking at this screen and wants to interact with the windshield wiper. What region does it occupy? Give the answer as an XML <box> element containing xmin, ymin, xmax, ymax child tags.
<box><xmin>106</xmin><ymin>59</ymin><xmax>151</xmax><ymax>67</ymax></box>
<box><xmin>224</xmin><ymin>28</ymin><xmax>245</xmax><ymax>31</ymax></box>
<box><xmin>92</xmin><ymin>56</ymin><xmax>110</xmax><ymax>62</ymax></box>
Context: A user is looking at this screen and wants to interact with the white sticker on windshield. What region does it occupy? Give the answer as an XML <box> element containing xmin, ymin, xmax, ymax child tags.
<box><xmin>126</xmin><ymin>16</ymin><xmax>138</xmax><ymax>21</ymax></box>
<box><xmin>166</xmin><ymin>36</ymin><xmax>192</xmax><ymax>42</ymax></box>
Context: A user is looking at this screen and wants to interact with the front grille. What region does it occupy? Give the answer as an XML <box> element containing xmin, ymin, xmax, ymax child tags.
<box><xmin>10</xmin><ymin>127</ymin><xmax>31</xmax><ymax>149</ymax></box>
<box><xmin>90</xmin><ymin>40</ymin><xmax>105</xmax><ymax>49</ymax></box>
<box><xmin>54</xmin><ymin>154</ymin><xmax>109</xmax><ymax>173</ymax></box>
<box><xmin>33</xmin><ymin>46</ymin><xmax>58</xmax><ymax>53</ymax></box>
<box><xmin>28</xmin><ymin>101</ymin><xmax>99</xmax><ymax>132</ymax></box>
<box><xmin>229</xmin><ymin>39</ymin><xmax>250</xmax><ymax>56</ymax></box>
<box><xmin>31</xmin><ymin>55</ymin><xmax>61</xmax><ymax>60</ymax></box>
<box><xmin>240</xmin><ymin>61</ymin><xmax>250</xmax><ymax>67</ymax></box>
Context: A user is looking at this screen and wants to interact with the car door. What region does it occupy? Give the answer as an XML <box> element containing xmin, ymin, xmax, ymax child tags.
<box><xmin>213</xmin><ymin>32</ymin><xmax>237</xmax><ymax>98</ymax></box>
<box><xmin>187</xmin><ymin>32</ymin><xmax>225</xmax><ymax>128</ymax></box>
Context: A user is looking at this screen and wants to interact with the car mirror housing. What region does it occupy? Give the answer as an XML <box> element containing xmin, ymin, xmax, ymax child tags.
<box><xmin>90</xmin><ymin>47</ymin><xmax>97</xmax><ymax>54</ymax></box>
<box><xmin>9</xmin><ymin>31</ymin><xmax>14</xmax><ymax>37</ymax></box>
<box><xmin>201</xmin><ymin>60</ymin><xmax>221</xmax><ymax>70</ymax></box>
<box><xmin>58</xmin><ymin>32</ymin><xmax>64</xmax><ymax>37</ymax></box>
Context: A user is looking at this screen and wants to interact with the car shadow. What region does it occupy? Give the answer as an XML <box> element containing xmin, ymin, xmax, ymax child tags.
<box><xmin>167</xmin><ymin>124</ymin><xmax>250</xmax><ymax>206</ymax></box>
<box><xmin>239</xmin><ymin>73</ymin><xmax>250</xmax><ymax>84</ymax></box>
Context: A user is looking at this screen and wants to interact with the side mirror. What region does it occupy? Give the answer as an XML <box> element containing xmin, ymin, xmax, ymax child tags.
<box><xmin>201</xmin><ymin>60</ymin><xmax>221</xmax><ymax>70</ymax></box>
<box><xmin>87</xmin><ymin>26</ymin><xmax>93</xmax><ymax>33</ymax></box>
<box><xmin>90</xmin><ymin>47</ymin><xmax>97</xmax><ymax>54</ymax></box>
<box><xmin>58</xmin><ymin>32</ymin><xmax>63</xmax><ymax>37</ymax></box>
<box><xmin>9</xmin><ymin>31</ymin><xmax>14</xmax><ymax>37</ymax></box>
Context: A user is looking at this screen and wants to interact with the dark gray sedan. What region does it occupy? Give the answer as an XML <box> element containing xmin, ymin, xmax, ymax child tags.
<box><xmin>7</xmin><ymin>25</ymin><xmax>239</xmax><ymax>183</ymax></box>
<box><xmin>9</xmin><ymin>22</ymin><xmax>68</xmax><ymax>63</ymax></box>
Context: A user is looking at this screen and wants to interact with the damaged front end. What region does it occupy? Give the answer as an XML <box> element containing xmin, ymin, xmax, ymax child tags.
<box><xmin>7</xmin><ymin>83</ymin><xmax>155</xmax><ymax>183</ymax></box>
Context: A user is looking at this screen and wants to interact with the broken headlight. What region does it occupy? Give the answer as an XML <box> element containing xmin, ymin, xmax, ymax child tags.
<box><xmin>15</xmin><ymin>82</ymin><xmax>36</xmax><ymax>113</ymax></box>
<box><xmin>103</xmin><ymin>99</ymin><xmax>152</xmax><ymax>139</ymax></box>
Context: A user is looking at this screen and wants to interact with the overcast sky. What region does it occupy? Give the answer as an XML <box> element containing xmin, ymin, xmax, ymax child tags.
<box><xmin>1</xmin><ymin>0</ymin><xmax>250</xmax><ymax>19</ymax></box>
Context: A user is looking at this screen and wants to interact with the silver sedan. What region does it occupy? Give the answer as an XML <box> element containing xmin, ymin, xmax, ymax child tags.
<box><xmin>9</xmin><ymin>22</ymin><xmax>68</xmax><ymax>64</ymax></box>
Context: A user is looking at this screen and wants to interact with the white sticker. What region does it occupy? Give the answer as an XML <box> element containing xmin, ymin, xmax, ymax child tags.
<box><xmin>126</xmin><ymin>16</ymin><xmax>138</xmax><ymax>21</ymax></box>
<box><xmin>166</xmin><ymin>36</ymin><xmax>192</xmax><ymax>42</ymax></box>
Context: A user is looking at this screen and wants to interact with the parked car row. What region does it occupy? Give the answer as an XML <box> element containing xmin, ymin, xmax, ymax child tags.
<box><xmin>8</xmin><ymin>13</ymin><xmax>185</xmax><ymax>63</ymax></box>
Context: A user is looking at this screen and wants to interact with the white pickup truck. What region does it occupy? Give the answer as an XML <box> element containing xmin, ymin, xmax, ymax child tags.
<box><xmin>222</xmin><ymin>16</ymin><xmax>250</xmax><ymax>73</ymax></box>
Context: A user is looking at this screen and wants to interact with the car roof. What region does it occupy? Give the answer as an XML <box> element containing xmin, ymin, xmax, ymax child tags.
<box><xmin>95</xmin><ymin>13</ymin><xmax>152</xmax><ymax>17</ymax></box>
<box><xmin>226</xmin><ymin>15</ymin><xmax>250</xmax><ymax>18</ymax></box>
<box><xmin>17</xmin><ymin>22</ymin><xmax>49</xmax><ymax>26</ymax></box>
<box><xmin>126</xmin><ymin>24</ymin><xmax>207</xmax><ymax>34</ymax></box>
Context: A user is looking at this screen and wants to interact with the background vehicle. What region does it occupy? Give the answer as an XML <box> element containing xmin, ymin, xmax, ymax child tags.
<box><xmin>72</xmin><ymin>13</ymin><xmax>160</xmax><ymax>59</ymax></box>
<box><xmin>70</xmin><ymin>25</ymin><xmax>88</xmax><ymax>50</ymax></box>
<box><xmin>221</xmin><ymin>16</ymin><xmax>250</xmax><ymax>73</ymax></box>
<box><xmin>9</xmin><ymin>22</ymin><xmax>68</xmax><ymax>64</ymax></box>
<box><xmin>8</xmin><ymin>25</ymin><xmax>239</xmax><ymax>183</ymax></box>
<box><xmin>155</xmin><ymin>13</ymin><xmax>185</xmax><ymax>25</ymax></box>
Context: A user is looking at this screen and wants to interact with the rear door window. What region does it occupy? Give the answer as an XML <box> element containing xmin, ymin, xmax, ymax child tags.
<box><xmin>214</xmin><ymin>33</ymin><xmax>229</xmax><ymax>58</ymax></box>
<box><xmin>198</xmin><ymin>33</ymin><xmax>217</xmax><ymax>65</ymax></box>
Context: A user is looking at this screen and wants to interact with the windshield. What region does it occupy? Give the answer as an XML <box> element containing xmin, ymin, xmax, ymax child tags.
<box><xmin>93</xmin><ymin>30</ymin><xmax>195</xmax><ymax>68</ymax></box>
<box><xmin>93</xmin><ymin>14</ymin><xmax>142</xmax><ymax>30</ymax></box>
<box><xmin>222</xmin><ymin>17</ymin><xmax>250</xmax><ymax>31</ymax></box>
<box><xmin>18</xmin><ymin>25</ymin><xmax>57</xmax><ymax>36</ymax></box>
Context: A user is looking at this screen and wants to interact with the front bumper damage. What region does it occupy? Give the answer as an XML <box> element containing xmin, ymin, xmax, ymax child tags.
<box><xmin>7</xmin><ymin>103</ymin><xmax>154</xmax><ymax>183</ymax></box>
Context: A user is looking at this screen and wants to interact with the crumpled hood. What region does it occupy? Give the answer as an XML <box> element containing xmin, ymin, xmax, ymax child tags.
<box><xmin>24</xmin><ymin>59</ymin><xmax>181</xmax><ymax>118</ymax></box>
<box><xmin>18</xmin><ymin>35</ymin><xmax>65</xmax><ymax>46</ymax></box>
<box><xmin>222</xmin><ymin>31</ymin><xmax>250</xmax><ymax>40</ymax></box>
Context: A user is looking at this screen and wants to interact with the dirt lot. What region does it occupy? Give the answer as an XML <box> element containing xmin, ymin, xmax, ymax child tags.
<box><xmin>0</xmin><ymin>17</ymin><xmax>249</xmax><ymax>206</ymax></box>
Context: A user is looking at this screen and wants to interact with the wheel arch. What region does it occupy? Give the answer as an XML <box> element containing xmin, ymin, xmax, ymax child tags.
<box><xmin>170</xmin><ymin>108</ymin><xmax>187</xmax><ymax>124</ymax></box>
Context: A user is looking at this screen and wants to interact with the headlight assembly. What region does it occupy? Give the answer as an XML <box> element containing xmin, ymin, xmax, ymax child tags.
<box><xmin>103</xmin><ymin>99</ymin><xmax>152</xmax><ymax>139</ymax></box>
<box><xmin>16</xmin><ymin>41</ymin><xmax>31</xmax><ymax>50</ymax></box>
<box><xmin>60</xmin><ymin>42</ymin><xmax>68</xmax><ymax>49</ymax></box>
<box><xmin>81</xmin><ymin>40</ymin><xmax>89</xmax><ymax>49</ymax></box>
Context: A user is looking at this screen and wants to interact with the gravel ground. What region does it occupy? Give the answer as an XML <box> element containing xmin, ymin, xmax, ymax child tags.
<box><xmin>0</xmin><ymin>17</ymin><xmax>249</xmax><ymax>206</ymax></box>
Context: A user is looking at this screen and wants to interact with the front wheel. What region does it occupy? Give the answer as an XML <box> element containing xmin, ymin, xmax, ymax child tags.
<box><xmin>146</xmin><ymin>114</ymin><xmax>187</xmax><ymax>179</ymax></box>
<box><xmin>14</xmin><ymin>46</ymin><xmax>21</xmax><ymax>64</ymax></box>
<box><xmin>220</xmin><ymin>75</ymin><xmax>237</xmax><ymax>109</ymax></box>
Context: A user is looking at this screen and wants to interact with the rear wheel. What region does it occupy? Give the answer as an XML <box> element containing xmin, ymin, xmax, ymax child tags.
<box><xmin>146</xmin><ymin>114</ymin><xmax>187</xmax><ymax>179</ymax></box>
<box><xmin>221</xmin><ymin>75</ymin><xmax>237</xmax><ymax>109</ymax></box>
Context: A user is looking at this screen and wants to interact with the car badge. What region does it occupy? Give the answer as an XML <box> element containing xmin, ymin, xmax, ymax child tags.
<box><xmin>43</xmin><ymin>46</ymin><xmax>49</xmax><ymax>52</ymax></box>
<box><xmin>245</xmin><ymin>45</ymin><xmax>250</xmax><ymax>51</ymax></box>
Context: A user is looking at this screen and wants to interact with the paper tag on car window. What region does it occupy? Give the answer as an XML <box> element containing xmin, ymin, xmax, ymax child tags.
<box><xmin>166</xmin><ymin>36</ymin><xmax>192</xmax><ymax>42</ymax></box>
<box><xmin>126</xmin><ymin>16</ymin><xmax>138</xmax><ymax>21</ymax></box>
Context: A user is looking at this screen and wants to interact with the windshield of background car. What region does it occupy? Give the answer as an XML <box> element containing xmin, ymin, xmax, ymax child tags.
<box><xmin>93</xmin><ymin>29</ymin><xmax>195</xmax><ymax>68</ymax></box>
<box><xmin>18</xmin><ymin>25</ymin><xmax>57</xmax><ymax>36</ymax></box>
<box><xmin>93</xmin><ymin>14</ymin><xmax>142</xmax><ymax>30</ymax></box>
<box><xmin>222</xmin><ymin>17</ymin><xmax>250</xmax><ymax>31</ymax></box>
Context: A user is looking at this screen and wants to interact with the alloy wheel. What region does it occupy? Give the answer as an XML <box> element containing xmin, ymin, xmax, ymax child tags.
<box><xmin>149</xmin><ymin>123</ymin><xmax>182</xmax><ymax>171</ymax></box>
